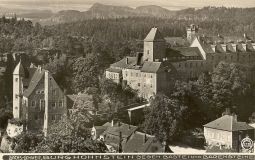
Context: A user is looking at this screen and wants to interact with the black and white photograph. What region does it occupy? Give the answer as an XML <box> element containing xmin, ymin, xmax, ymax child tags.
<box><xmin>0</xmin><ymin>0</ymin><xmax>254</xmax><ymax>159</ymax></box>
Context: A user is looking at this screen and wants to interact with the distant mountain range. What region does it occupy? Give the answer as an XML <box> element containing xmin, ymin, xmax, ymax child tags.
<box><xmin>0</xmin><ymin>3</ymin><xmax>176</xmax><ymax>25</ymax></box>
<box><xmin>1</xmin><ymin>3</ymin><xmax>255</xmax><ymax>25</ymax></box>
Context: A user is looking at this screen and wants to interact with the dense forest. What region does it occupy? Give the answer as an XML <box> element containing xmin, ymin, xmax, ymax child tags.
<box><xmin>0</xmin><ymin>6</ymin><xmax>255</xmax><ymax>151</ymax></box>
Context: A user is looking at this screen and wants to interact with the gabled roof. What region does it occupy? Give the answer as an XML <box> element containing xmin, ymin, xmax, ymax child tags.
<box><xmin>111</xmin><ymin>57</ymin><xmax>137</xmax><ymax>69</ymax></box>
<box><xmin>124</xmin><ymin>131</ymin><xmax>162</xmax><ymax>153</ymax></box>
<box><xmin>170</xmin><ymin>47</ymin><xmax>203</xmax><ymax>57</ymax></box>
<box><xmin>23</xmin><ymin>68</ymin><xmax>45</xmax><ymax>97</ymax></box>
<box><xmin>165</xmin><ymin>37</ymin><xmax>189</xmax><ymax>47</ymax></box>
<box><xmin>104</xmin><ymin>122</ymin><xmax>138</xmax><ymax>138</ymax></box>
<box><xmin>141</xmin><ymin>61</ymin><xmax>161</xmax><ymax>73</ymax></box>
<box><xmin>204</xmin><ymin>115</ymin><xmax>254</xmax><ymax>132</ymax></box>
<box><xmin>106</xmin><ymin>68</ymin><xmax>122</xmax><ymax>73</ymax></box>
<box><xmin>144</xmin><ymin>28</ymin><xmax>165</xmax><ymax>42</ymax></box>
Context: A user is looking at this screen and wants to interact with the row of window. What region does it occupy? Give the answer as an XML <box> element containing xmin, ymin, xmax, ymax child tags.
<box><xmin>137</xmin><ymin>83</ymin><xmax>153</xmax><ymax>88</ymax></box>
<box><xmin>31</xmin><ymin>100</ymin><xmax>64</xmax><ymax>108</ymax></box>
<box><xmin>178</xmin><ymin>61</ymin><xmax>205</xmax><ymax>68</ymax></box>
<box><xmin>126</xmin><ymin>72</ymin><xmax>154</xmax><ymax>78</ymax></box>
<box><xmin>107</xmin><ymin>73</ymin><xmax>119</xmax><ymax>79</ymax></box>
<box><xmin>51</xmin><ymin>114</ymin><xmax>62</xmax><ymax>122</ymax></box>
<box><xmin>205</xmin><ymin>131</ymin><xmax>231</xmax><ymax>142</ymax></box>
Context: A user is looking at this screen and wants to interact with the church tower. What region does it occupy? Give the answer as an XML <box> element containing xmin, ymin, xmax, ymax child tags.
<box><xmin>13</xmin><ymin>61</ymin><xmax>25</xmax><ymax>119</ymax></box>
<box><xmin>143</xmin><ymin>27</ymin><xmax>166</xmax><ymax>62</ymax></box>
<box><xmin>187</xmin><ymin>24</ymin><xmax>199</xmax><ymax>43</ymax></box>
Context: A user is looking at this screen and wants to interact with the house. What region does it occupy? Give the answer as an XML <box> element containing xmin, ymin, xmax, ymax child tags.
<box><xmin>12</xmin><ymin>61</ymin><xmax>67</xmax><ymax>136</ymax></box>
<box><xmin>91</xmin><ymin>121</ymin><xmax>166</xmax><ymax>153</ymax></box>
<box><xmin>204</xmin><ymin>114</ymin><xmax>255</xmax><ymax>152</ymax></box>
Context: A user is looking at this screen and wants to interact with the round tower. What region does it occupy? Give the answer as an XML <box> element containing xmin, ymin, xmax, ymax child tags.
<box><xmin>13</xmin><ymin>61</ymin><xmax>25</xmax><ymax>119</ymax></box>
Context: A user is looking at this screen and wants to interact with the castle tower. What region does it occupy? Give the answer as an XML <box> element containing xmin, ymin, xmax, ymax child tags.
<box><xmin>187</xmin><ymin>24</ymin><xmax>199</xmax><ymax>43</ymax></box>
<box><xmin>13</xmin><ymin>61</ymin><xmax>25</xmax><ymax>119</ymax></box>
<box><xmin>143</xmin><ymin>27</ymin><xmax>166</xmax><ymax>62</ymax></box>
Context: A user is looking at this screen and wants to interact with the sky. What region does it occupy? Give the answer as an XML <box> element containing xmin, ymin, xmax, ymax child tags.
<box><xmin>0</xmin><ymin>0</ymin><xmax>255</xmax><ymax>12</ymax></box>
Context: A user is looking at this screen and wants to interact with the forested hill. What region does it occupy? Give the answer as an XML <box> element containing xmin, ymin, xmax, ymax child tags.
<box><xmin>5</xmin><ymin>4</ymin><xmax>255</xmax><ymax>25</ymax></box>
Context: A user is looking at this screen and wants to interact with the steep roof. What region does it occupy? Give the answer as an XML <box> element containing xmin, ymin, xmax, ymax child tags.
<box><xmin>111</xmin><ymin>57</ymin><xmax>137</xmax><ymax>69</ymax></box>
<box><xmin>204</xmin><ymin>115</ymin><xmax>254</xmax><ymax>132</ymax></box>
<box><xmin>141</xmin><ymin>61</ymin><xmax>161</xmax><ymax>73</ymax></box>
<box><xmin>144</xmin><ymin>28</ymin><xmax>165</xmax><ymax>42</ymax></box>
<box><xmin>106</xmin><ymin>68</ymin><xmax>122</xmax><ymax>73</ymax></box>
<box><xmin>165</xmin><ymin>37</ymin><xmax>189</xmax><ymax>47</ymax></box>
<box><xmin>13</xmin><ymin>61</ymin><xmax>25</xmax><ymax>76</ymax></box>
<box><xmin>124</xmin><ymin>131</ymin><xmax>161</xmax><ymax>153</ymax></box>
<box><xmin>23</xmin><ymin>68</ymin><xmax>45</xmax><ymax>97</ymax></box>
<box><xmin>170</xmin><ymin>47</ymin><xmax>203</xmax><ymax>57</ymax></box>
<box><xmin>104</xmin><ymin>122</ymin><xmax>138</xmax><ymax>138</ymax></box>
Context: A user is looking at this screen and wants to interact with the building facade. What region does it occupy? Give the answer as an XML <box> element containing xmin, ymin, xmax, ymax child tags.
<box><xmin>106</xmin><ymin>28</ymin><xmax>177</xmax><ymax>100</ymax></box>
<box><xmin>106</xmin><ymin>25</ymin><xmax>255</xmax><ymax>98</ymax></box>
<box><xmin>13</xmin><ymin>61</ymin><xmax>67</xmax><ymax>136</ymax></box>
<box><xmin>204</xmin><ymin>114</ymin><xmax>255</xmax><ymax>152</ymax></box>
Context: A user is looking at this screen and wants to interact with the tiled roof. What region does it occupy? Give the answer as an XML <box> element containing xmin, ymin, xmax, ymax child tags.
<box><xmin>144</xmin><ymin>28</ymin><xmax>165</xmax><ymax>42</ymax></box>
<box><xmin>111</xmin><ymin>57</ymin><xmax>137</xmax><ymax>69</ymax></box>
<box><xmin>170</xmin><ymin>47</ymin><xmax>202</xmax><ymax>57</ymax></box>
<box><xmin>124</xmin><ymin>131</ymin><xmax>160</xmax><ymax>153</ymax></box>
<box><xmin>204</xmin><ymin>115</ymin><xmax>254</xmax><ymax>132</ymax></box>
<box><xmin>23</xmin><ymin>68</ymin><xmax>45</xmax><ymax>97</ymax></box>
<box><xmin>106</xmin><ymin>68</ymin><xmax>122</xmax><ymax>73</ymax></box>
<box><xmin>141</xmin><ymin>61</ymin><xmax>161</xmax><ymax>73</ymax></box>
<box><xmin>104</xmin><ymin>122</ymin><xmax>138</xmax><ymax>138</ymax></box>
<box><xmin>165</xmin><ymin>37</ymin><xmax>189</xmax><ymax>46</ymax></box>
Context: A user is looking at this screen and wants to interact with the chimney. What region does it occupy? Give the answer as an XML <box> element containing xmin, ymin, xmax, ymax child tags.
<box><xmin>232</xmin><ymin>113</ymin><xmax>238</xmax><ymax>122</ymax></box>
<box><xmin>221</xmin><ymin>44</ymin><xmax>227</xmax><ymax>52</ymax></box>
<box><xmin>252</xmin><ymin>43</ymin><xmax>255</xmax><ymax>50</ymax></box>
<box><xmin>243</xmin><ymin>33</ymin><xmax>247</xmax><ymax>38</ymax></box>
<box><xmin>242</xmin><ymin>43</ymin><xmax>247</xmax><ymax>51</ymax></box>
<box><xmin>222</xmin><ymin>108</ymin><xmax>231</xmax><ymax>116</ymax></box>
<box><xmin>111</xmin><ymin>119</ymin><xmax>114</xmax><ymax>127</ymax></box>
<box><xmin>231</xmin><ymin>43</ymin><xmax>237</xmax><ymax>52</ymax></box>
<box><xmin>211</xmin><ymin>44</ymin><xmax>216</xmax><ymax>52</ymax></box>
<box><xmin>126</xmin><ymin>57</ymin><xmax>129</xmax><ymax>64</ymax></box>
<box><xmin>144</xmin><ymin>133</ymin><xmax>147</xmax><ymax>143</ymax></box>
<box><xmin>38</xmin><ymin>65</ymin><xmax>42</xmax><ymax>72</ymax></box>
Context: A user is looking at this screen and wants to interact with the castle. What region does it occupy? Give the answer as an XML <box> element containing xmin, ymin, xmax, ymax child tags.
<box><xmin>12</xmin><ymin>61</ymin><xmax>67</xmax><ymax>136</ymax></box>
<box><xmin>106</xmin><ymin>24</ymin><xmax>255</xmax><ymax>99</ymax></box>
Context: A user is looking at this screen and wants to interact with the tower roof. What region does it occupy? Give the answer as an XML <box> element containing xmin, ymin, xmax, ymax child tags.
<box><xmin>13</xmin><ymin>61</ymin><xmax>25</xmax><ymax>76</ymax></box>
<box><xmin>144</xmin><ymin>27</ymin><xmax>165</xmax><ymax>42</ymax></box>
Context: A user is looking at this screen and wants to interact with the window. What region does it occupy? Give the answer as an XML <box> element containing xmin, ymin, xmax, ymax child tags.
<box><xmin>40</xmin><ymin>100</ymin><xmax>45</xmax><ymax>111</ymax></box>
<box><xmin>151</xmin><ymin>74</ymin><xmax>153</xmax><ymax>78</ymax></box>
<box><xmin>147</xmin><ymin>50</ymin><xmax>149</xmax><ymax>54</ymax></box>
<box><xmin>52</xmin><ymin>102</ymin><xmax>56</xmax><ymax>108</ymax></box>
<box><xmin>151</xmin><ymin>84</ymin><xmax>153</xmax><ymax>88</ymax></box>
<box><xmin>144</xmin><ymin>74</ymin><xmax>146</xmax><ymax>77</ymax></box>
<box><xmin>59</xmin><ymin>100</ymin><xmax>63</xmax><ymax>107</ymax></box>
<box><xmin>31</xmin><ymin>101</ymin><xmax>36</xmax><ymax>107</ymax></box>
<box><xmin>51</xmin><ymin>115</ymin><xmax>56</xmax><ymax>121</ymax></box>
<box><xmin>15</xmin><ymin>78</ymin><xmax>18</xmax><ymax>82</ymax></box>
<box><xmin>41</xmin><ymin>90</ymin><xmax>44</xmax><ymax>94</ymax></box>
<box><xmin>138</xmin><ymin>83</ymin><xmax>140</xmax><ymax>87</ymax></box>
<box><xmin>52</xmin><ymin>89</ymin><xmax>57</xmax><ymax>96</ymax></box>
